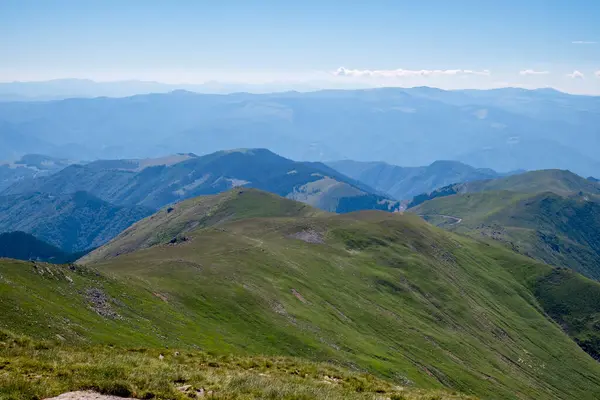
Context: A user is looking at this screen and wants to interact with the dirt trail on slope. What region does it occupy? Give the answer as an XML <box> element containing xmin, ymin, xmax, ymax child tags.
<box><xmin>420</xmin><ymin>214</ymin><xmax>463</xmax><ymax>225</ymax></box>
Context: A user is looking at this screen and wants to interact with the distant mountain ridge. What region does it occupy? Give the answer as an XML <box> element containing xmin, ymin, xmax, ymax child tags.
<box><xmin>0</xmin><ymin>231</ymin><xmax>81</xmax><ymax>263</ymax></box>
<box><xmin>1</xmin><ymin>87</ymin><xmax>599</xmax><ymax>176</ymax></box>
<box><xmin>3</xmin><ymin>148</ymin><xmax>399</xmax><ymax>213</ymax></box>
<box><xmin>0</xmin><ymin>191</ymin><xmax>152</xmax><ymax>252</ymax></box>
<box><xmin>0</xmin><ymin>154</ymin><xmax>74</xmax><ymax>191</ymax></box>
<box><xmin>328</xmin><ymin>159</ymin><xmax>514</xmax><ymax>200</ymax></box>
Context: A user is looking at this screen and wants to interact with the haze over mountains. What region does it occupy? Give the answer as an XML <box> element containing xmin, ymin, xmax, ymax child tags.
<box><xmin>1</xmin><ymin>86</ymin><xmax>599</xmax><ymax>177</ymax></box>
<box><xmin>0</xmin><ymin>149</ymin><xmax>400</xmax><ymax>252</ymax></box>
<box><xmin>0</xmin><ymin>231</ymin><xmax>81</xmax><ymax>263</ymax></box>
<box><xmin>328</xmin><ymin>159</ymin><xmax>515</xmax><ymax>200</ymax></box>
<box><xmin>0</xmin><ymin>78</ymin><xmax>356</xmax><ymax>100</ymax></box>
<box><xmin>2</xmin><ymin>85</ymin><xmax>600</xmax><ymax>400</ymax></box>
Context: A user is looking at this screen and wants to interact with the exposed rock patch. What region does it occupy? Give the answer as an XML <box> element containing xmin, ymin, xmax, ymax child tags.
<box><xmin>291</xmin><ymin>289</ymin><xmax>307</xmax><ymax>304</ymax></box>
<box><xmin>85</xmin><ymin>288</ymin><xmax>120</xmax><ymax>319</ymax></box>
<box><xmin>288</xmin><ymin>229</ymin><xmax>324</xmax><ymax>244</ymax></box>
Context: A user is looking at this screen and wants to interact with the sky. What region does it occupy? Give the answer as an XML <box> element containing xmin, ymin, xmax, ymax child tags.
<box><xmin>2</xmin><ymin>0</ymin><xmax>600</xmax><ymax>94</ymax></box>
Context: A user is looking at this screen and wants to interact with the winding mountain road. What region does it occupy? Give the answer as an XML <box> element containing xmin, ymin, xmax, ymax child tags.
<box><xmin>420</xmin><ymin>214</ymin><xmax>463</xmax><ymax>225</ymax></box>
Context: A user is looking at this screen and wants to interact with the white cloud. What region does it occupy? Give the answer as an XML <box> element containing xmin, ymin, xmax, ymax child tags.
<box><xmin>333</xmin><ymin>67</ymin><xmax>491</xmax><ymax>78</ymax></box>
<box><xmin>567</xmin><ymin>70</ymin><xmax>585</xmax><ymax>79</ymax></box>
<box><xmin>572</xmin><ymin>41</ymin><xmax>596</xmax><ymax>44</ymax></box>
<box><xmin>519</xmin><ymin>69</ymin><xmax>550</xmax><ymax>75</ymax></box>
<box><xmin>596</xmin><ymin>71</ymin><xmax>600</xmax><ymax>77</ymax></box>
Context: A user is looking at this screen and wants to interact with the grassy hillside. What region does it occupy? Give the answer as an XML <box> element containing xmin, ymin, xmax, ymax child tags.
<box><xmin>531</xmin><ymin>268</ymin><xmax>600</xmax><ymax>361</ymax></box>
<box><xmin>410</xmin><ymin>191</ymin><xmax>600</xmax><ymax>280</ymax></box>
<box><xmin>3</xmin><ymin>190</ymin><xmax>595</xmax><ymax>398</ymax></box>
<box><xmin>0</xmin><ymin>191</ymin><xmax>152</xmax><ymax>252</ymax></box>
<box><xmin>467</xmin><ymin>169</ymin><xmax>600</xmax><ymax>196</ymax></box>
<box><xmin>0</xmin><ymin>231</ymin><xmax>80</xmax><ymax>263</ymax></box>
<box><xmin>411</xmin><ymin>190</ymin><xmax>600</xmax><ymax>359</ymax></box>
<box><xmin>408</xmin><ymin>169</ymin><xmax>600</xmax><ymax>208</ymax></box>
<box><xmin>81</xmin><ymin>189</ymin><xmax>324</xmax><ymax>263</ymax></box>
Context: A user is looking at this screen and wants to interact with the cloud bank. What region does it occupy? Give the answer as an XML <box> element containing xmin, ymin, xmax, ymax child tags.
<box><xmin>519</xmin><ymin>69</ymin><xmax>550</xmax><ymax>75</ymax></box>
<box><xmin>572</xmin><ymin>41</ymin><xmax>596</xmax><ymax>44</ymax></box>
<box><xmin>567</xmin><ymin>70</ymin><xmax>585</xmax><ymax>79</ymax></box>
<box><xmin>334</xmin><ymin>67</ymin><xmax>491</xmax><ymax>78</ymax></box>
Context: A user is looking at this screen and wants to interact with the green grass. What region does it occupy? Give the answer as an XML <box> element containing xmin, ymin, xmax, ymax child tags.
<box><xmin>0</xmin><ymin>331</ymin><xmax>474</xmax><ymax>400</ymax></box>
<box><xmin>3</xmin><ymin>190</ymin><xmax>600</xmax><ymax>399</ymax></box>
<box><xmin>410</xmin><ymin>189</ymin><xmax>600</xmax><ymax>362</ymax></box>
<box><xmin>411</xmin><ymin>190</ymin><xmax>600</xmax><ymax>279</ymax></box>
<box><xmin>531</xmin><ymin>268</ymin><xmax>600</xmax><ymax>361</ymax></box>
<box><xmin>408</xmin><ymin>169</ymin><xmax>600</xmax><ymax>208</ymax></box>
<box><xmin>466</xmin><ymin>169</ymin><xmax>600</xmax><ymax>197</ymax></box>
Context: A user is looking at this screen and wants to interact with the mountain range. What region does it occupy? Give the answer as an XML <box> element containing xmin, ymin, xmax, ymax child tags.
<box><xmin>0</xmin><ymin>191</ymin><xmax>152</xmax><ymax>253</ymax></box>
<box><xmin>327</xmin><ymin>159</ymin><xmax>515</xmax><ymax>200</ymax></box>
<box><xmin>2</xmin><ymin>149</ymin><xmax>398</xmax><ymax>212</ymax></box>
<box><xmin>0</xmin><ymin>78</ymin><xmax>348</xmax><ymax>100</ymax></box>
<box><xmin>3</xmin><ymin>189</ymin><xmax>600</xmax><ymax>400</ymax></box>
<box><xmin>1</xmin><ymin>87</ymin><xmax>599</xmax><ymax>176</ymax></box>
<box><xmin>0</xmin><ymin>149</ymin><xmax>399</xmax><ymax>251</ymax></box>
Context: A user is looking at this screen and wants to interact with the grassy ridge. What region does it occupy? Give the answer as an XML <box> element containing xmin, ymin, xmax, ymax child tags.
<box><xmin>411</xmin><ymin>190</ymin><xmax>600</xmax><ymax>279</ymax></box>
<box><xmin>408</xmin><ymin>169</ymin><xmax>600</xmax><ymax>208</ymax></box>
<box><xmin>3</xmin><ymin>190</ymin><xmax>600</xmax><ymax>399</ymax></box>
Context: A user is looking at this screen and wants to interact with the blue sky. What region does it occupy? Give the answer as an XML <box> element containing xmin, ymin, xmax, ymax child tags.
<box><xmin>2</xmin><ymin>0</ymin><xmax>600</xmax><ymax>93</ymax></box>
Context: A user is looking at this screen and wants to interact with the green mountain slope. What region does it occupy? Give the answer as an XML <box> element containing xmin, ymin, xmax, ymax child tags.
<box><xmin>0</xmin><ymin>191</ymin><xmax>152</xmax><ymax>252</ymax></box>
<box><xmin>409</xmin><ymin>169</ymin><xmax>600</xmax><ymax>208</ymax></box>
<box><xmin>3</xmin><ymin>189</ymin><xmax>597</xmax><ymax>399</ymax></box>
<box><xmin>3</xmin><ymin>149</ymin><xmax>399</xmax><ymax>214</ymax></box>
<box><xmin>411</xmin><ymin>191</ymin><xmax>600</xmax><ymax>278</ymax></box>
<box><xmin>0</xmin><ymin>231</ymin><xmax>80</xmax><ymax>263</ymax></box>
<box><xmin>81</xmin><ymin>189</ymin><xmax>324</xmax><ymax>264</ymax></box>
<box><xmin>327</xmin><ymin>160</ymin><xmax>504</xmax><ymax>200</ymax></box>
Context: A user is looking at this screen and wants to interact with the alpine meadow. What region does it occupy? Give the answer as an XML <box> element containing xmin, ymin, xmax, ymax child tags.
<box><xmin>2</xmin><ymin>1</ymin><xmax>600</xmax><ymax>400</ymax></box>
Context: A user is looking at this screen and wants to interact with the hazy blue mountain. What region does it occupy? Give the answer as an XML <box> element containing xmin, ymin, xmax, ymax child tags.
<box><xmin>0</xmin><ymin>191</ymin><xmax>153</xmax><ymax>252</ymax></box>
<box><xmin>0</xmin><ymin>154</ymin><xmax>74</xmax><ymax>191</ymax></box>
<box><xmin>0</xmin><ymin>231</ymin><xmax>81</xmax><ymax>263</ymax></box>
<box><xmin>328</xmin><ymin>159</ymin><xmax>507</xmax><ymax>200</ymax></box>
<box><xmin>3</xmin><ymin>149</ymin><xmax>400</xmax><ymax>213</ymax></box>
<box><xmin>0</xmin><ymin>87</ymin><xmax>599</xmax><ymax>176</ymax></box>
<box><xmin>0</xmin><ymin>79</ymin><xmax>346</xmax><ymax>100</ymax></box>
